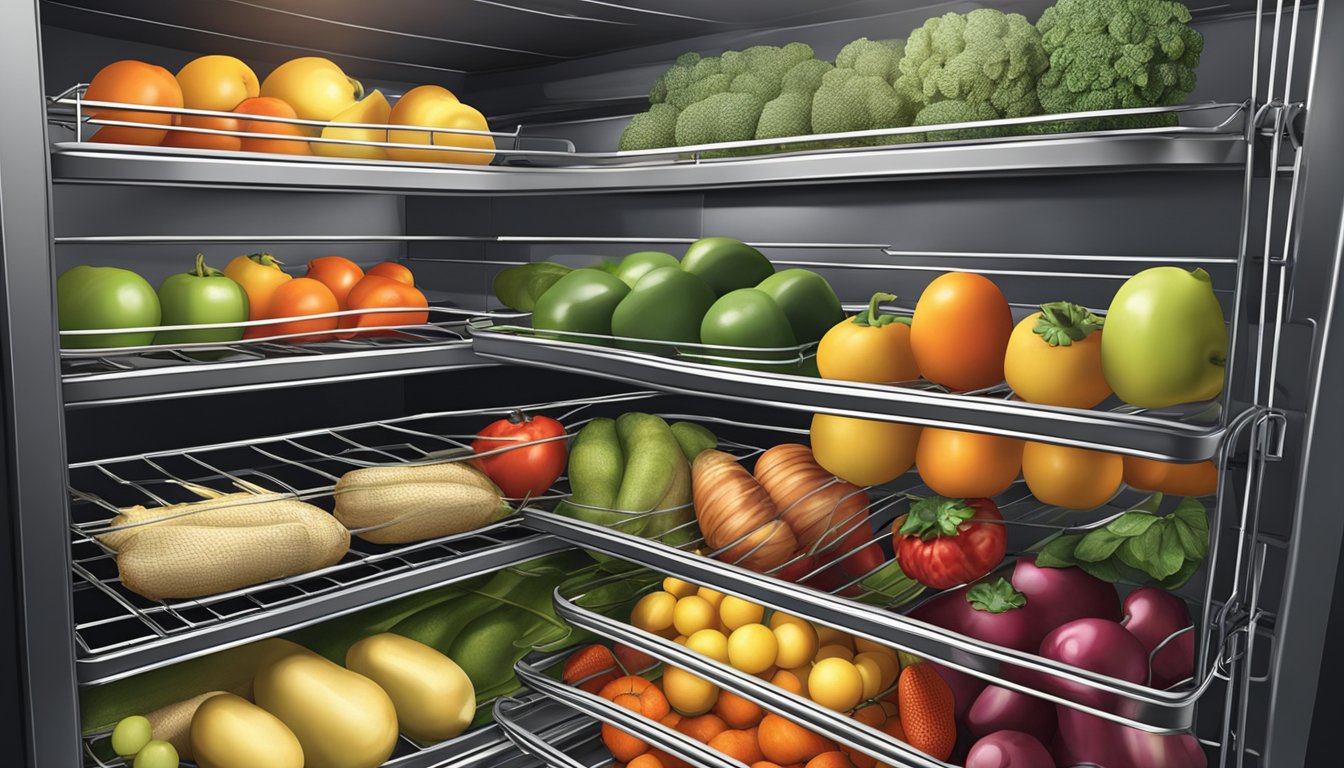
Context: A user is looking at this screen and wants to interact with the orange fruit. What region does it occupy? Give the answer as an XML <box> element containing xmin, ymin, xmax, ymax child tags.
<box><xmin>562</xmin><ymin>645</ymin><xmax>620</xmax><ymax>694</ymax></box>
<box><xmin>758</xmin><ymin>714</ymin><xmax>836</xmax><ymax>765</ymax></box>
<box><xmin>715</xmin><ymin>689</ymin><xmax>765</xmax><ymax>729</ymax></box>
<box><xmin>751</xmin><ymin>763</ymin><xmax>804</xmax><ymax>768</ymax></box>
<box><xmin>615</xmin><ymin>644</ymin><xmax>659</xmax><ymax>674</ymax></box>
<box><xmin>599</xmin><ymin>676</ymin><xmax>671</xmax><ymax>720</ymax></box>
<box><xmin>709</xmin><ymin>729</ymin><xmax>764</xmax><ymax>765</ymax></box>
<box><xmin>806</xmin><ymin>752</ymin><xmax>858</xmax><ymax>768</ymax></box>
<box><xmin>628</xmin><ymin>754</ymin><xmax>667</xmax><ymax>768</ymax></box>
<box><xmin>771</xmin><ymin>669</ymin><xmax>805</xmax><ymax>697</ymax></box>
<box><xmin>602</xmin><ymin>694</ymin><xmax>650</xmax><ymax>761</ymax></box>
<box><xmin>676</xmin><ymin>713</ymin><xmax>728</xmax><ymax>744</ymax></box>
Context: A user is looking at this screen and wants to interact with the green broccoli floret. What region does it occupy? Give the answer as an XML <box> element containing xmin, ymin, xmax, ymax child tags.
<box><xmin>835</xmin><ymin>37</ymin><xmax>905</xmax><ymax>81</ymax></box>
<box><xmin>755</xmin><ymin>60</ymin><xmax>835</xmax><ymax>142</ymax></box>
<box><xmin>669</xmin><ymin>73</ymin><xmax>732</xmax><ymax>110</ymax></box>
<box><xmin>895</xmin><ymin>8</ymin><xmax>1048</xmax><ymax>140</ymax></box>
<box><xmin>811</xmin><ymin>39</ymin><xmax>915</xmax><ymax>141</ymax></box>
<box><xmin>650</xmin><ymin>52</ymin><xmax>701</xmax><ymax>104</ymax></box>
<box><xmin>1035</xmin><ymin>0</ymin><xmax>1204</xmax><ymax>130</ymax></box>
<box><xmin>674</xmin><ymin>92</ymin><xmax>766</xmax><ymax>147</ymax></box>
<box><xmin>618</xmin><ymin>103</ymin><xmax>680</xmax><ymax>151</ymax></box>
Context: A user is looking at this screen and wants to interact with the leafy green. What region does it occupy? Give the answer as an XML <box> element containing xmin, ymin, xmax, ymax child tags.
<box><xmin>1034</xmin><ymin>494</ymin><xmax>1208</xmax><ymax>588</ymax></box>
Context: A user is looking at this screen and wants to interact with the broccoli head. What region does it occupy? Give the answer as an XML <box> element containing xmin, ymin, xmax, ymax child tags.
<box><xmin>835</xmin><ymin>37</ymin><xmax>906</xmax><ymax>81</ymax></box>
<box><xmin>895</xmin><ymin>8</ymin><xmax>1049</xmax><ymax>131</ymax></box>
<box><xmin>650</xmin><ymin>51</ymin><xmax>701</xmax><ymax>104</ymax></box>
<box><xmin>674</xmin><ymin>92</ymin><xmax>767</xmax><ymax>147</ymax></box>
<box><xmin>913</xmin><ymin>99</ymin><xmax>1003</xmax><ymax>142</ymax></box>
<box><xmin>811</xmin><ymin>38</ymin><xmax>917</xmax><ymax>140</ymax></box>
<box><xmin>1036</xmin><ymin>0</ymin><xmax>1204</xmax><ymax>123</ymax></box>
<box><xmin>755</xmin><ymin>59</ymin><xmax>836</xmax><ymax>142</ymax></box>
<box><xmin>619</xmin><ymin>103</ymin><xmax>680</xmax><ymax>151</ymax></box>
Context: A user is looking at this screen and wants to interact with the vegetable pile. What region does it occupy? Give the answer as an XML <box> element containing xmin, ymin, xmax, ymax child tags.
<box><xmin>58</xmin><ymin>254</ymin><xmax>427</xmax><ymax>349</ymax></box>
<box><xmin>83</xmin><ymin>55</ymin><xmax>494</xmax><ymax>162</ymax></box>
<box><xmin>619</xmin><ymin>0</ymin><xmax>1204</xmax><ymax>154</ymax></box>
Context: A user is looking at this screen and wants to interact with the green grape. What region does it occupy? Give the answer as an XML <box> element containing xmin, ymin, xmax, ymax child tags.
<box><xmin>110</xmin><ymin>716</ymin><xmax>151</xmax><ymax>759</ymax></box>
<box><xmin>132</xmin><ymin>740</ymin><xmax>179</xmax><ymax>768</ymax></box>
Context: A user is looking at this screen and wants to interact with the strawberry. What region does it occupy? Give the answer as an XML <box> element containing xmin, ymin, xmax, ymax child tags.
<box><xmin>615</xmin><ymin>643</ymin><xmax>659</xmax><ymax>674</ymax></box>
<box><xmin>897</xmin><ymin>663</ymin><xmax>956</xmax><ymax>761</ymax></box>
<box><xmin>563</xmin><ymin>644</ymin><xmax>620</xmax><ymax>694</ymax></box>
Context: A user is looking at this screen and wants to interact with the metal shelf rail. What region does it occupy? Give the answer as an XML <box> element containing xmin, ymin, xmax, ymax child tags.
<box><xmin>65</xmin><ymin>392</ymin><xmax>662</xmax><ymax>685</ymax></box>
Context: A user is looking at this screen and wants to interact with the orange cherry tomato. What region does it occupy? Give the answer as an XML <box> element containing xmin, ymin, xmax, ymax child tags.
<box><xmin>340</xmin><ymin>275</ymin><xmax>430</xmax><ymax>335</ymax></box>
<box><xmin>1022</xmin><ymin>441</ymin><xmax>1123</xmax><ymax>509</ymax></box>
<box><xmin>366</xmin><ymin>261</ymin><xmax>415</xmax><ymax>287</ymax></box>
<box><xmin>305</xmin><ymin>256</ymin><xmax>365</xmax><ymax>309</ymax></box>
<box><xmin>915</xmin><ymin>427</ymin><xmax>1023</xmax><ymax>498</ymax></box>
<box><xmin>85</xmin><ymin>60</ymin><xmax>183</xmax><ymax>145</ymax></box>
<box><xmin>1123</xmin><ymin>457</ymin><xmax>1217</xmax><ymax>497</ymax></box>
<box><xmin>262</xmin><ymin>278</ymin><xmax>339</xmax><ymax>342</ymax></box>
<box><xmin>910</xmin><ymin>272</ymin><xmax>1014</xmax><ymax>392</ymax></box>
<box><xmin>233</xmin><ymin>96</ymin><xmax>311</xmax><ymax>155</ymax></box>
<box><xmin>161</xmin><ymin>115</ymin><xmax>243</xmax><ymax>151</ymax></box>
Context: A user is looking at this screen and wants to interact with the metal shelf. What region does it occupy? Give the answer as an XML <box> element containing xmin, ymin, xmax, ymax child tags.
<box><xmin>60</xmin><ymin>308</ymin><xmax>510</xmax><ymax>407</ymax></box>
<box><xmin>66</xmin><ymin>394</ymin><xmax>645</xmax><ymax>685</ymax></box>
<box><xmin>472</xmin><ymin>327</ymin><xmax>1251</xmax><ymax>462</ymax></box>
<box><xmin>50</xmin><ymin>133</ymin><xmax>1246</xmax><ymax>196</ymax></box>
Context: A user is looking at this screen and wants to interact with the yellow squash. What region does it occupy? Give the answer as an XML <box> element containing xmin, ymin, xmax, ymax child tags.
<box><xmin>315</xmin><ymin>90</ymin><xmax>391</xmax><ymax>160</ymax></box>
<box><xmin>254</xmin><ymin>652</ymin><xmax>398</xmax><ymax>768</ymax></box>
<box><xmin>260</xmin><ymin>57</ymin><xmax>363</xmax><ymax>126</ymax></box>
<box><xmin>387</xmin><ymin>85</ymin><xmax>494</xmax><ymax>165</ymax></box>
<box><xmin>190</xmin><ymin>694</ymin><xmax>304</xmax><ymax>768</ymax></box>
<box><xmin>346</xmin><ymin>633</ymin><xmax>476</xmax><ymax>742</ymax></box>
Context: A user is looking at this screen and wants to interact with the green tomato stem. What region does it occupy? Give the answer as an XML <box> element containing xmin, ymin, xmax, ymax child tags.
<box><xmin>193</xmin><ymin>253</ymin><xmax>226</xmax><ymax>279</ymax></box>
<box><xmin>852</xmin><ymin>291</ymin><xmax>906</xmax><ymax>328</ymax></box>
<box><xmin>248</xmin><ymin>252</ymin><xmax>284</xmax><ymax>269</ymax></box>
<box><xmin>1034</xmin><ymin>301</ymin><xmax>1104</xmax><ymax>347</ymax></box>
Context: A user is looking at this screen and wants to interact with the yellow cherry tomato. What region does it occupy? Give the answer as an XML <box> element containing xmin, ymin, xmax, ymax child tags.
<box><xmin>811</xmin><ymin>414</ymin><xmax>921</xmax><ymax>487</ymax></box>
<box><xmin>727</xmin><ymin>624</ymin><xmax>778</xmax><ymax>674</ymax></box>
<box><xmin>817</xmin><ymin>292</ymin><xmax>919</xmax><ymax>383</ymax></box>
<box><xmin>814</xmin><ymin>645</ymin><xmax>854</xmax><ymax>663</ymax></box>
<box><xmin>663</xmin><ymin>666</ymin><xmax>719</xmax><ymax>716</ymax></box>
<box><xmin>629</xmin><ymin>592</ymin><xmax>676</xmax><ymax>635</ymax></box>
<box><xmin>772</xmin><ymin>622</ymin><xmax>819</xmax><ymax>669</ymax></box>
<box><xmin>696</xmin><ymin>587</ymin><xmax>726</xmax><ymax>611</ymax></box>
<box><xmin>686</xmin><ymin>629</ymin><xmax>729</xmax><ymax>663</ymax></box>
<box><xmin>854</xmin><ymin>651</ymin><xmax>899</xmax><ymax>694</ymax></box>
<box><xmin>719</xmin><ymin>595</ymin><xmax>764</xmax><ymax>631</ymax></box>
<box><xmin>768</xmin><ymin>612</ymin><xmax>809</xmax><ymax>631</ymax></box>
<box><xmin>1022</xmin><ymin>441</ymin><xmax>1123</xmax><ymax>509</ymax></box>
<box><xmin>1004</xmin><ymin>303</ymin><xmax>1112</xmax><ymax>408</ymax></box>
<box><xmin>663</xmin><ymin>577</ymin><xmax>698</xmax><ymax>599</ymax></box>
<box><xmin>673</xmin><ymin>596</ymin><xmax>717</xmax><ymax>637</ymax></box>
<box><xmin>222</xmin><ymin>253</ymin><xmax>292</xmax><ymax>321</ymax></box>
<box><xmin>809</xmin><ymin>658</ymin><xmax>864</xmax><ymax>712</ymax></box>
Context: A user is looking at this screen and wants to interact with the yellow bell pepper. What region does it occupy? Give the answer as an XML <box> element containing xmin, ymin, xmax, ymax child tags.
<box><xmin>816</xmin><ymin>292</ymin><xmax>920</xmax><ymax>383</ymax></box>
<box><xmin>387</xmin><ymin>85</ymin><xmax>495</xmax><ymax>165</ymax></box>
<box><xmin>260</xmin><ymin>57</ymin><xmax>363</xmax><ymax>127</ymax></box>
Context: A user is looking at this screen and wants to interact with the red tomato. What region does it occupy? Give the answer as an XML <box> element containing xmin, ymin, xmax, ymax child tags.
<box><xmin>85</xmin><ymin>60</ymin><xmax>183</xmax><ymax>145</ymax></box>
<box><xmin>161</xmin><ymin>115</ymin><xmax>243</xmax><ymax>151</ymax></box>
<box><xmin>233</xmin><ymin>96</ymin><xmax>311</xmax><ymax>155</ymax></box>
<box><xmin>893</xmin><ymin>497</ymin><xmax>1006</xmax><ymax>589</ymax></box>
<box><xmin>471</xmin><ymin>413</ymin><xmax>568</xmax><ymax>499</ymax></box>
<box><xmin>305</xmin><ymin>256</ymin><xmax>365</xmax><ymax>309</ymax></box>
<box><xmin>255</xmin><ymin>277</ymin><xmax>339</xmax><ymax>342</ymax></box>
<box><xmin>367</xmin><ymin>261</ymin><xmax>415</xmax><ymax>287</ymax></box>
<box><xmin>339</xmin><ymin>275</ymin><xmax>430</xmax><ymax>335</ymax></box>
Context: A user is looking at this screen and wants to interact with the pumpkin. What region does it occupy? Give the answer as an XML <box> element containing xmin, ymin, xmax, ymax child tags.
<box><xmin>754</xmin><ymin>444</ymin><xmax>871</xmax><ymax>549</ymax></box>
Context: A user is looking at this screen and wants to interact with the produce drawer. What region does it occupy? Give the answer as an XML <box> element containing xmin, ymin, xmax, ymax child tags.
<box><xmin>517</xmin><ymin>403</ymin><xmax>1280</xmax><ymax>734</ymax></box>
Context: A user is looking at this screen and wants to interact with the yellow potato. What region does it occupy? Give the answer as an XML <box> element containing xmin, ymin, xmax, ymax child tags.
<box><xmin>254</xmin><ymin>652</ymin><xmax>398</xmax><ymax>768</ymax></box>
<box><xmin>345</xmin><ymin>633</ymin><xmax>475</xmax><ymax>742</ymax></box>
<box><xmin>190</xmin><ymin>693</ymin><xmax>303</xmax><ymax>768</ymax></box>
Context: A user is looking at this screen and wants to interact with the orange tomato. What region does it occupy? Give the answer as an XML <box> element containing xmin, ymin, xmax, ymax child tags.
<box><xmin>1004</xmin><ymin>304</ymin><xmax>1111</xmax><ymax>408</ymax></box>
<box><xmin>1123</xmin><ymin>457</ymin><xmax>1218</xmax><ymax>497</ymax></box>
<box><xmin>909</xmin><ymin>272</ymin><xmax>1014</xmax><ymax>392</ymax></box>
<box><xmin>305</xmin><ymin>256</ymin><xmax>365</xmax><ymax>309</ymax></box>
<box><xmin>1022</xmin><ymin>441</ymin><xmax>1123</xmax><ymax>509</ymax></box>
<box><xmin>262</xmin><ymin>278</ymin><xmax>339</xmax><ymax>342</ymax></box>
<box><xmin>367</xmin><ymin>261</ymin><xmax>415</xmax><ymax>287</ymax></box>
<box><xmin>161</xmin><ymin>115</ymin><xmax>243</xmax><ymax>151</ymax></box>
<box><xmin>340</xmin><ymin>275</ymin><xmax>430</xmax><ymax>334</ymax></box>
<box><xmin>85</xmin><ymin>60</ymin><xmax>183</xmax><ymax>145</ymax></box>
<box><xmin>224</xmin><ymin>253</ymin><xmax>292</xmax><ymax>321</ymax></box>
<box><xmin>233</xmin><ymin>96</ymin><xmax>311</xmax><ymax>155</ymax></box>
<box><xmin>915</xmin><ymin>428</ymin><xmax>1022</xmax><ymax>498</ymax></box>
<box><xmin>176</xmin><ymin>55</ymin><xmax>259</xmax><ymax>112</ymax></box>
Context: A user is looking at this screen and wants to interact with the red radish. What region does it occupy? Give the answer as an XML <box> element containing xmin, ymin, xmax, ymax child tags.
<box><xmin>1122</xmin><ymin>587</ymin><xmax>1195</xmax><ymax>688</ymax></box>
<box><xmin>967</xmin><ymin>685</ymin><xmax>1056</xmax><ymax>743</ymax></box>
<box><xmin>966</xmin><ymin>730</ymin><xmax>1054</xmax><ymax>768</ymax></box>
<box><xmin>1034</xmin><ymin>618</ymin><xmax>1147</xmax><ymax>709</ymax></box>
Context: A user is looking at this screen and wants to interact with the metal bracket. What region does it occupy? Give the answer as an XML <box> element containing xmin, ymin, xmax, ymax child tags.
<box><xmin>1261</xmin><ymin>409</ymin><xmax>1288</xmax><ymax>461</ymax></box>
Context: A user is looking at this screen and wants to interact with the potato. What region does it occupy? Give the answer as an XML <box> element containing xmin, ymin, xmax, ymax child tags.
<box><xmin>346</xmin><ymin>633</ymin><xmax>476</xmax><ymax>742</ymax></box>
<box><xmin>254</xmin><ymin>651</ymin><xmax>398</xmax><ymax>768</ymax></box>
<box><xmin>190</xmin><ymin>694</ymin><xmax>302</xmax><ymax>768</ymax></box>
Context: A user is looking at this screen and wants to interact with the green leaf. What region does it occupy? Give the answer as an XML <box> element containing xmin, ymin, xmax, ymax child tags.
<box><xmin>1170</xmin><ymin>497</ymin><xmax>1210</xmax><ymax>559</ymax></box>
<box><xmin>1172</xmin><ymin>519</ymin><xmax>1206</xmax><ymax>560</ymax></box>
<box><xmin>1077</xmin><ymin>557</ymin><xmax>1122</xmax><ymax>582</ymax></box>
<box><xmin>900</xmin><ymin>496</ymin><xmax>977</xmax><ymax>540</ymax></box>
<box><xmin>1131</xmin><ymin>520</ymin><xmax>1168</xmax><ymax>565</ymax></box>
<box><xmin>1117</xmin><ymin>537</ymin><xmax>1150</xmax><ymax>573</ymax></box>
<box><xmin>1035</xmin><ymin>534</ymin><xmax>1082</xmax><ymax>568</ymax></box>
<box><xmin>1106</xmin><ymin>511</ymin><xmax>1160</xmax><ymax>538</ymax></box>
<box><xmin>1130</xmin><ymin>492</ymin><xmax>1164</xmax><ymax>516</ymax></box>
<box><xmin>1151</xmin><ymin>523</ymin><xmax>1187</xmax><ymax>580</ymax></box>
<box><xmin>1075</xmin><ymin>530</ymin><xmax>1127</xmax><ymax>562</ymax></box>
<box><xmin>966</xmin><ymin>578</ymin><xmax>1028</xmax><ymax>613</ymax></box>
<box><xmin>1158</xmin><ymin>558</ymin><xmax>1202</xmax><ymax>590</ymax></box>
<box><xmin>1034</xmin><ymin>301</ymin><xmax>1105</xmax><ymax>347</ymax></box>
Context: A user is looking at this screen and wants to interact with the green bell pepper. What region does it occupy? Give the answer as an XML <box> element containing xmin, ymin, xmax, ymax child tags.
<box><xmin>531</xmin><ymin>268</ymin><xmax>630</xmax><ymax>344</ymax></box>
<box><xmin>756</xmin><ymin>268</ymin><xmax>845</xmax><ymax>345</ymax></box>
<box><xmin>57</xmin><ymin>265</ymin><xmax>161</xmax><ymax>349</ymax></box>
<box><xmin>153</xmin><ymin>253</ymin><xmax>250</xmax><ymax>345</ymax></box>
<box><xmin>608</xmin><ymin>251</ymin><xmax>680</xmax><ymax>289</ymax></box>
<box><xmin>492</xmin><ymin>261</ymin><xmax>572</xmax><ymax>312</ymax></box>
<box><xmin>699</xmin><ymin>288</ymin><xmax>799</xmax><ymax>372</ymax></box>
<box><xmin>681</xmin><ymin>237</ymin><xmax>774</xmax><ymax>297</ymax></box>
<box><xmin>610</xmin><ymin>267</ymin><xmax>716</xmax><ymax>353</ymax></box>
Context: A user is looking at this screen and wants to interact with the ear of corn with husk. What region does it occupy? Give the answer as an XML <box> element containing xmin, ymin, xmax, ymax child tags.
<box><xmin>98</xmin><ymin>482</ymin><xmax>350</xmax><ymax>601</ymax></box>
<box><xmin>334</xmin><ymin>462</ymin><xmax>512</xmax><ymax>544</ymax></box>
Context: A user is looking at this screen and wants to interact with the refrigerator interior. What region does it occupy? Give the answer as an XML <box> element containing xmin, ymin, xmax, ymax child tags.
<box><xmin>0</xmin><ymin>0</ymin><xmax>1339</xmax><ymax>766</ymax></box>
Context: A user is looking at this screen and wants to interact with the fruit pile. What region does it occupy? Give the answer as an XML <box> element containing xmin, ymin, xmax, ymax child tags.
<box><xmin>572</xmin><ymin>576</ymin><xmax>958</xmax><ymax>765</ymax></box>
<box><xmin>82</xmin><ymin>56</ymin><xmax>493</xmax><ymax>163</ymax></box>
<box><xmin>57</xmin><ymin>254</ymin><xmax>426</xmax><ymax>349</ymax></box>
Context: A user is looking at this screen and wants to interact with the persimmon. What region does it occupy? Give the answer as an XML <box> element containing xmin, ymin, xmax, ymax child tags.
<box><xmin>715</xmin><ymin>690</ymin><xmax>764</xmax><ymax>729</ymax></box>
<box><xmin>676</xmin><ymin>714</ymin><xmax>727</xmax><ymax>744</ymax></box>
<box><xmin>915</xmin><ymin>428</ymin><xmax>1023</xmax><ymax>499</ymax></box>
<box><xmin>909</xmin><ymin>272</ymin><xmax>1013</xmax><ymax>392</ymax></box>
<box><xmin>85</xmin><ymin>61</ymin><xmax>182</xmax><ymax>145</ymax></box>
<box><xmin>628</xmin><ymin>755</ymin><xmax>667</xmax><ymax>768</ymax></box>
<box><xmin>367</xmin><ymin>261</ymin><xmax>415</xmax><ymax>286</ymax></box>
<box><xmin>806</xmin><ymin>752</ymin><xmax>858</xmax><ymax>768</ymax></box>
<box><xmin>339</xmin><ymin>275</ymin><xmax>430</xmax><ymax>335</ymax></box>
<box><xmin>259</xmin><ymin>278</ymin><xmax>338</xmax><ymax>342</ymax></box>
<box><xmin>597</xmin><ymin>676</ymin><xmax>670</xmax><ymax>720</ymax></box>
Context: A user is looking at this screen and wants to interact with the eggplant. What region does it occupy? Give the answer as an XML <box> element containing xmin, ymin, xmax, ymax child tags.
<box><xmin>1122</xmin><ymin>587</ymin><xmax>1195</xmax><ymax>688</ymax></box>
<box><xmin>966</xmin><ymin>730</ymin><xmax>1054</xmax><ymax>768</ymax></box>
<box><xmin>1034</xmin><ymin>618</ymin><xmax>1148</xmax><ymax>710</ymax></box>
<box><xmin>967</xmin><ymin>685</ymin><xmax>1056</xmax><ymax>743</ymax></box>
<box><xmin>1012</xmin><ymin>556</ymin><xmax>1122</xmax><ymax>630</ymax></box>
<box><xmin>908</xmin><ymin>578</ymin><xmax>1040</xmax><ymax>652</ymax></box>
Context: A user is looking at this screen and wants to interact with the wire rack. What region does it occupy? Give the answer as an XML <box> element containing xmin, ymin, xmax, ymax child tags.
<box><xmin>46</xmin><ymin>84</ymin><xmax>1247</xmax><ymax>168</ymax></box>
<box><xmin>60</xmin><ymin>306</ymin><xmax>515</xmax><ymax>380</ymax></box>
<box><xmin>66</xmin><ymin>392</ymin><xmax>661</xmax><ymax>684</ymax></box>
<box><xmin>520</xmin><ymin>401</ymin><xmax>1280</xmax><ymax>735</ymax></box>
